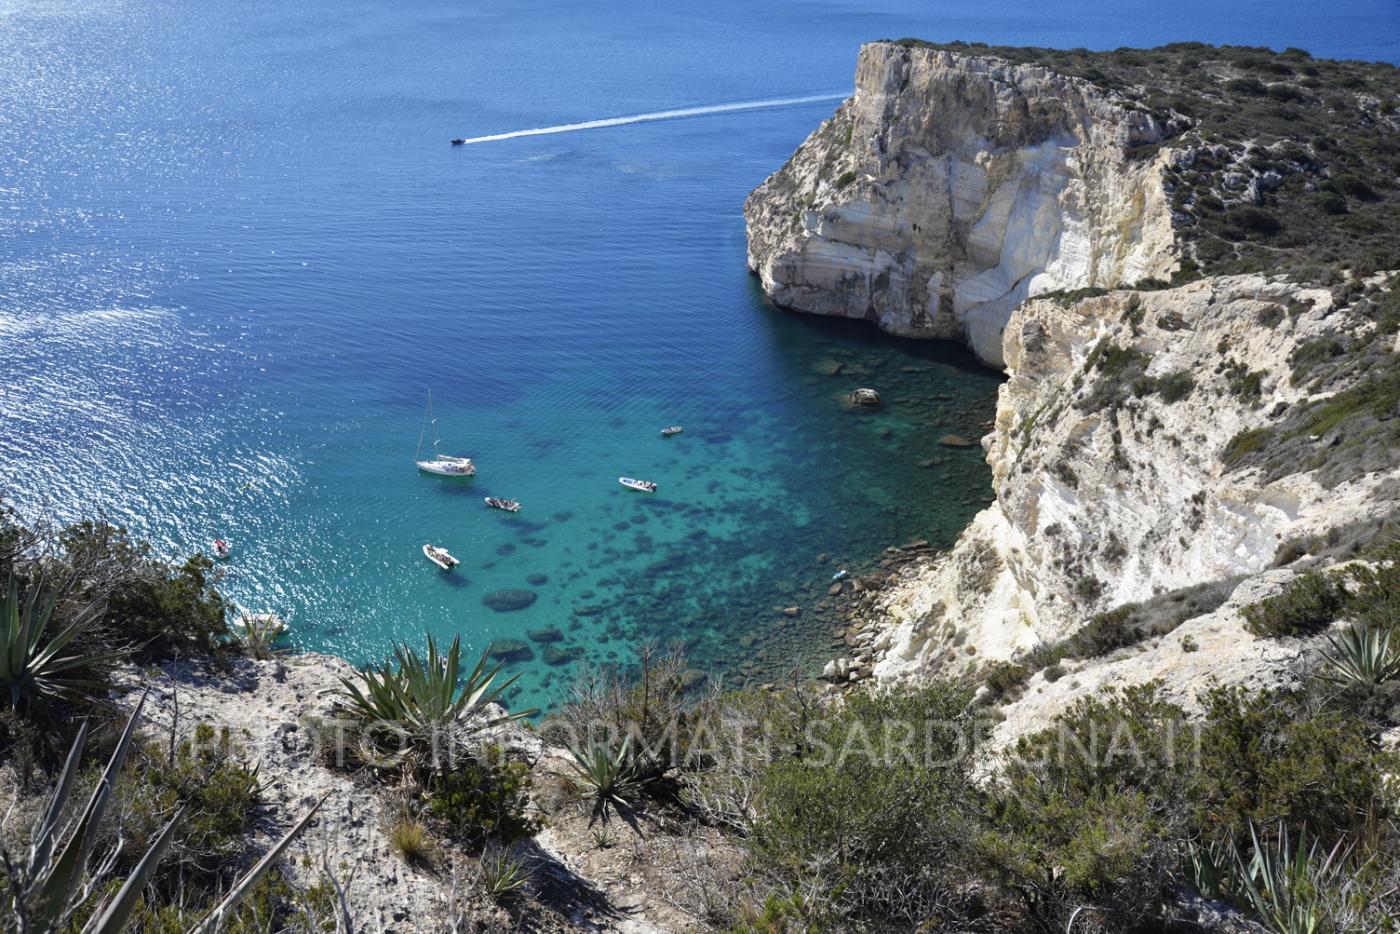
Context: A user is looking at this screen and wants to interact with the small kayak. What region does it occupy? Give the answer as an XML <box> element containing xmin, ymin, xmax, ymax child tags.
<box><xmin>485</xmin><ymin>497</ymin><xmax>522</xmax><ymax>512</ymax></box>
<box><xmin>619</xmin><ymin>477</ymin><xmax>658</xmax><ymax>493</ymax></box>
<box><xmin>660</xmin><ymin>426</ymin><xmax>683</xmax><ymax>437</ymax></box>
<box><xmin>423</xmin><ymin>544</ymin><xmax>459</xmax><ymax>570</ymax></box>
<box><xmin>212</xmin><ymin>539</ymin><xmax>231</xmax><ymax>560</ymax></box>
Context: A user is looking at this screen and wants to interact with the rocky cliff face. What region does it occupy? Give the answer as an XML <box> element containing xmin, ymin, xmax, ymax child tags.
<box><xmin>753</xmin><ymin>42</ymin><xmax>1400</xmax><ymax>728</ymax></box>
<box><xmin>868</xmin><ymin>274</ymin><xmax>1398</xmax><ymax>688</ymax></box>
<box><xmin>744</xmin><ymin>41</ymin><xmax>1179</xmax><ymax>366</ymax></box>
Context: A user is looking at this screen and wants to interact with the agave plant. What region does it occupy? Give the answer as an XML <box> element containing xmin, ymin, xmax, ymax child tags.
<box><xmin>2</xmin><ymin>692</ymin><xmax>326</xmax><ymax>934</ymax></box>
<box><xmin>233</xmin><ymin>612</ymin><xmax>287</xmax><ymax>661</ymax></box>
<box><xmin>0</xmin><ymin>574</ymin><xmax>112</xmax><ymax>712</ymax></box>
<box><xmin>1183</xmin><ymin>838</ymin><xmax>1234</xmax><ymax>900</ymax></box>
<box><xmin>337</xmin><ymin>634</ymin><xmax>536</xmax><ymax>759</ymax></box>
<box><xmin>1230</xmin><ymin>822</ymin><xmax>1353</xmax><ymax>934</ymax></box>
<box><xmin>1320</xmin><ymin>623</ymin><xmax>1400</xmax><ymax>685</ymax></box>
<box><xmin>561</xmin><ymin>736</ymin><xmax>651</xmax><ymax>820</ymax></box>
<box><xmin>479</xmin><ymin>847</ymin><xmax>529</xmax><ymax>900</ymax></box>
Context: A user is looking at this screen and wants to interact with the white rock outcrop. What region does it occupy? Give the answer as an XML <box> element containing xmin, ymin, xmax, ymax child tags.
<box><xmin>868</xmin><ymin>275</ymin><xmax>1397</xmax><ymax>688</ymax></box>
<box><xmin>745</xmin><ymin>41</ymin><xmax>1179</xmax><ymax>366</ymax></box>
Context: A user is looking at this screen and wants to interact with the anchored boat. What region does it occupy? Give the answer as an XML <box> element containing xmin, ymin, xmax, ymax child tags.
<box><xmin>485</xmin><ymin>497</ymin><xmax>522</xmax><ymax>512</ymax></box>
<box><xmin>423</xmin><ymin>544</ymin><xmax>459</xmax><ymax>570</ymax></box>
<box><xmin>212</xmin><ymin>538</ymin><xmax>231</xmax><ymax>560</ymax></box>
<box><xmin>416</xmin><ymin>391</ymin><xmax>476</xmax><ymax>477</ymax></box>
<box><xmin>619</xmin><ymin>477</ymin><xmax>658</xmax><ymax>493</ymax></box>
<box><xmin>660</xmin><ymin>426</ymin><xmax>683</xmax><ymax>437</ymax></box>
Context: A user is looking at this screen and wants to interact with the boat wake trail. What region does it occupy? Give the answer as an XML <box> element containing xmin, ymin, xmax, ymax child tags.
<box><xmin>453</xmin><ymin>92</ymin><xmax>850</xmax><ymax>145</ymax></box>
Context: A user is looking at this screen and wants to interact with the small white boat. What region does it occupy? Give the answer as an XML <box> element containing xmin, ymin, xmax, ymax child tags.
<box><xmin>660</xmin><ymin>426</ymin><xmax>683</xmax><ymax>437</ymax></box>
<box><xmin>619</xmin><ymin>477</ymin><xmax>658</xmax><ymax>493</ymax></box>
<box><xmin>212</xmin><ymin>538</ymin><xmax>231</xmax><ymax>560</ymax></box>
<box><xmin>423</xmin><ymin>544</ymin><xmax>459</xmax><ymax>570</ymax></box>
<box><xmin>484</xmin><ymin>497</ymin><xmax>521</xmax><ymax>512</ymax></box>
<box><xmin>831</xmin><ymin>569</ymin><xmax>849</xmax><ymax>582</ymax></box>
<box><xmin>416</xmin><ymin>392</ymin><xmax>476</xmax><ymax>476</ymax></box>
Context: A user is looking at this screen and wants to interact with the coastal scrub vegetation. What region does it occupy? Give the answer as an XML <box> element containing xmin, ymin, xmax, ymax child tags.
<box><xmin>894</xmin><ymin>40</ymin><xmax>1400</xmax><ymax>282</ymax></box>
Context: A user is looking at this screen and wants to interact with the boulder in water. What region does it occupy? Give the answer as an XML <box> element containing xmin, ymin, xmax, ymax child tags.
<box><xmin>543</xmin><ymin>644</ymin><xmax>584</xmax><ymax>666</ymax></box>
<box><xmin>488</xmin><ymin>639</ymin><xmax>535</xmax><ymax>663</ymax></box>
<box><xmin>482</xmin><ymin>589</ymin><xmax>538</xmax><ymax>612</ymax></box>
<box><xmin>846</xmin><ymin>387</ymin><xmax>881</xmax><ymax>406</ymax></box>
<box><xmin>527</xmin><ymin>626</ymin><xmax>564</xmax><ymax>643</ymax></box>
<box><xmin>939</xmin><ymin>434</ymin><xmax>976</xmax><ymax>447</ymax></box>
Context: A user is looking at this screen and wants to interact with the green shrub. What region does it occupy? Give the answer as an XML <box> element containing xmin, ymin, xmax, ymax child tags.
<box><xmin>1228</xmin><ymin>206</ymin><xmax>1283</xmax><ymax>236</ymax></box>
<box><xmin>1224</xmin><ymin>426</ymin><xmax>1274</xmax><ymax>464</ymax></box>
<box><xmin>543</xmin><ymin>643</ymin><xmax>697</xmax><ymax>782</ymax></box>
<box><xmin>1241</xmin><ymin>571</ymin><xmax>1346</xmax><ymax>637</ymax></box>
<box><xmin>981</xmin><ymin>684</ymin><xmax>1191</xmax><ymax>928</ymax></box>
<box><xmin>60</xmin><ymin>522</ymin><xmax>230</xmax><ymax>660</ymax></box>
<box><xmin>1155</xmin><ymin>369</ymin><xmax>1196</xmax><ymax>403</ymax></box>
<box><xmin>1192</xmin><ymin>687</ymin><xmax>1394</xmax><ymax>842</ymax></box>
<box><xmin>424</xmin><ymin>752</ymin><xmax>539</xmax><ymax>846</ymax></box>
<box><xmin>749</xmin><ymin>684</ymin><xmax>980</xmax><ymax>927</ymax></box>
<box><xmin>115</xmin><ymin>723</ymin><xmax>260</xmax><ymax>895</ymax></box>
<box><xmin>834</xmin><ymin>170</ymin><xmax>857</xmax><ymax>188</ymax></box>
<box><xmin>1289</xmin><ymin>337</ymin><xmax>1345</xmax><ymax>384</ymax></box>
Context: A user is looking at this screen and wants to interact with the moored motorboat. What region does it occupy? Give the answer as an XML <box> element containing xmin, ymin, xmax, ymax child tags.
<box><xmin>212</xmin><ymin>538</ymin><xmax>231</xmax><ymax>560</ymax></box>
<box><xmin>660</xmin><ymin>426</ymin><xmax>683</xmax><ymax>437</ymax></box>
<box><xmin>619</xmin><ymin>477</ymin><xmax>658</xmax><ymax>493</ymax></box>
<box><xmin>484</xmin><ymin>497</ymin><xmax>522</xmax><ymax>512</ymax></box>
<box><xmin>423</xmin><ymin>544</ymin><xmax>460</xmax><ymax>570</ymax></box>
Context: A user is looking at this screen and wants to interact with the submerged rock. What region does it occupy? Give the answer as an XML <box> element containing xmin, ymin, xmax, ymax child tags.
<box><xmin>527</xmin><ymin>626</ymin><xmax>564</xmax><ymax>643</ymax></box>
<box><xmin>527</xmin><ymin>573</ymin><xmax>549</xmax><ymax>586</ymax></box>
<box><xmin>542</xmin><ymin>644</ymin><xmax>584</xmax><ymax>666</ymax></box>
<box><xmin>482</xmin><ymin>589</ymin><xmax>538</xmax><ymax>612</ymax></box>
<box><xmin>487</xmin><ymin>639</ymin><xmax>534</xmax><ymax>663</ymax></box>
<box><xmin>939</xmin><ymin>434</ymin><xmax>976</xmax><ymax>447</ymax></box>
<box><xmin>846</xmin><ymin>387</ymin><xmax>881</xmax><ymax>406</ymax></box>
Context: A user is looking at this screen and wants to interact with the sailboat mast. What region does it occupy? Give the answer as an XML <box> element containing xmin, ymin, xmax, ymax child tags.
<box><xmin>416</xmin><ymin>393</ymin><xmax>429</xmax><ymax>459</ymax></box>
<box><xmin>430</xmin><ymin>390</ymin><xmax>441</xmax><ymax>456</ymax></box>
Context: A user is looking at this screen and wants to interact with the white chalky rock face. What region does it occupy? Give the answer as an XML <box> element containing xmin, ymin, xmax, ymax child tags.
<box><xmin>869</xmin><ymin>274</ymin><xmax>1396</xmax><ymax>689</ymax></box>
<box><xmin>744</xmin><ymin>41</ymin><xmax>1179</xmax><ymax>366</ymax></box>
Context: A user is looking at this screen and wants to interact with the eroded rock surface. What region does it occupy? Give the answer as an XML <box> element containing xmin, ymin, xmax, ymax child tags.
<box><xmin>745</xmin><ymin>40</ymin><xmax>1178</xmax><ymax>365</ymax></box>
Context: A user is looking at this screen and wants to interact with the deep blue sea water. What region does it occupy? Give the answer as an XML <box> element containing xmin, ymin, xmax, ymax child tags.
<box><xmin>3</xmin><ymin>0</ymin><xmax>1397</xmax><ymax>711</ymax></box>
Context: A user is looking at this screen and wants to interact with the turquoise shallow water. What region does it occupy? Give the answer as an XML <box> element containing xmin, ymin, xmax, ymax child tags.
<box><xmin>2</xmin><ymin>0</ymin><xmax>1396</xmax><ymax>711</ymax></box>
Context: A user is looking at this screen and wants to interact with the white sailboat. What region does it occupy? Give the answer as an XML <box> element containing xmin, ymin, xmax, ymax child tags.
<box><xmin>416</xmin><ymin>391</ymin><xmax>476</xmax><ymax>476</ymax></box>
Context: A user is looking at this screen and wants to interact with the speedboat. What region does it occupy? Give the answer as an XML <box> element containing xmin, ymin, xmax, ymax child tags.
<box><xmin>450</xmin><ymin>138</ymin><xmax>466</xmax><ymax>145</ymax></box>
<box><xmin>484</xmin><ymin>497</ymin><xmax>522</xmax><ymax>512</ymax></box>
<box><xmin>619</xmin><ymin>477</ymin><xmax>658</xmax><ymax>493</ymax></box>
<box><xmin>660</xmin><ymin>426</ymin><xmax>683</xmax><ymax>437</ymax></box>
<box><xmin>212</xmin><ymin>539</ymin><xmax>231</xmax><ymax>560</ymax></box>
<box><xmin>417</xmin><ymin>455</ymin><xmax>476</xmax><ymax>477</ymax></box>
<box><xmin>423</xmin><ymin>544</ymin><xmax>459</xmax><ymax>570</ymax></box>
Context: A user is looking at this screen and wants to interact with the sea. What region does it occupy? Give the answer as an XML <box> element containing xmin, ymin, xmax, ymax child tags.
<box><xmin>2</xmin><ymin>0</ymin><xmax>1396</xmax><ymax>712</ymax></box>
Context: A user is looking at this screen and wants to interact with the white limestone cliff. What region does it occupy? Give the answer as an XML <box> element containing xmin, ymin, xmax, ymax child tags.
<box><xmin>744</xmin><ymin>41</ymin><xmax>1179</xmax><ymax>366</ymax></box>
<box><xmin>866</xmin><ymin>275</ymin><xmax>1397</xmax><ymax>696</ymax></box>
